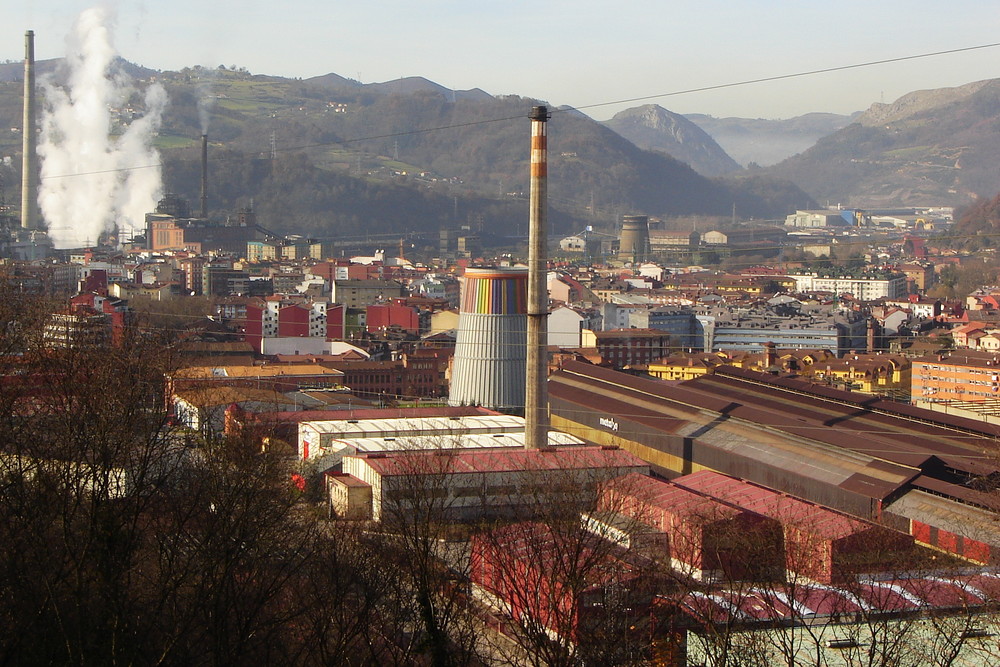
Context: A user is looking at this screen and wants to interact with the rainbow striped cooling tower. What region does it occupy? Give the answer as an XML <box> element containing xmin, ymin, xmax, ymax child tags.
<box><xmin>449</xmin><ymin>267</ymin><xmax>528</xmax><ymax>410</ymax></box>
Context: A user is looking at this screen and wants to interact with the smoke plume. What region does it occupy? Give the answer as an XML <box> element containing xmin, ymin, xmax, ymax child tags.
<box><xmin>38</xmin><ymin>7</ymin><xmax>167</xmax><ymax>249</ymax></box>
<box><xmin>196</xmin><ymin>71</ymin><xmax>219</xmax><ymax>136</ymax></box>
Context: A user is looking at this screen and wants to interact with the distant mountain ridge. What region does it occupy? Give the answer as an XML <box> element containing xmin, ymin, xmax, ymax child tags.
<box><xmin>601</xmin><ymin>104</ymin><xmax>741</xmax><ymax>177</ymax></box>
<box><xmin>764</xmin><ymin>78</ymin><xmax>1000</xmax><ymax>207</ymax></box>
<box><xmin>0</xmin><ymin>57</ymin><xmax>157</xmax><ymax>83</ymax></box>
<box><xmin>0</xmin><ymin>61</ymin><xmax>814</xmax><ymax>240</ymax></box>
<box><xmin>305</xmin><ymin>73</ymin><xmax>492</xmax><ymax>102</ymax></box>
<box><xmin>857</xmin><ymin>80</ymin><xmax>991</xmax><ymax>126</ymax></box>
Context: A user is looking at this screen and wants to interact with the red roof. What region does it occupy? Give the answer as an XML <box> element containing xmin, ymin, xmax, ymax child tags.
<box><xmin>672</xmin><ymin>470</ymin><xmax>872</xmax><ymax>541</ymax></box>
<box><xmin>670</xmin><ymin>576</ymin><xmax>997</xmax><ymax>624</ymax></box>
<box><xmin>354</xmin><ymin>446</ymin><xmax>648</xmax><ymax>477</ymax></box>
<box><xmin>601</xmin><ymin>473</ymin><xmax>746</xmax><ymax>525</ymax></box>
<box><xmin>247</xmin><ymin>406</ymin><xmax>499</xmax><ymax>423</ymax></box>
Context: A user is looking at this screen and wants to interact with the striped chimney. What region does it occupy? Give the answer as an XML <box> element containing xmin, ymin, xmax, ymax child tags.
<box><xmin>525</xmin><ymin>105</ymin><xmax>549</xmax><ymax>449</ymax></box>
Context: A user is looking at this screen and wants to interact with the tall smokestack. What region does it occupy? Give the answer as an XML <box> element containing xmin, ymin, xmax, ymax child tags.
<box><xmin>525</xmin><ymin>105</ymin><xmax>549</xmax><ymax>450</ymax></box>
<box><xmin>200</xmin><ymin>134</ymin><xmax>208</xmax><ymax>219</ymax></box>
<box><xmin>21</xmin><ymin>30</ymin><xmax>38</xmax><ymax>230</ymax></box>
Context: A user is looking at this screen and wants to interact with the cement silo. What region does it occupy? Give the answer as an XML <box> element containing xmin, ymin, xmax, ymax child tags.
<box><xmin>618</xmin><ymin>214</ymin><xmax>650</xmax><ymax>263</ymax></box>
<box><xmin>449</xmin><ymin>267</ymin><xmax>527</xmax><ymax>411</ymax></box>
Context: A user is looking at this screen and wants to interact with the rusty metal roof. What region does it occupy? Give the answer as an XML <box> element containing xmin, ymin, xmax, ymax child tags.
<box><xmin>550</xmin><ymin>362</ymin><xmax>1000</xmax><ymax>507</ymax></box>
<box><xmin>673</xmin><ymin>470</ymin><xmax>879</xmax><ymax>540</ymax></box>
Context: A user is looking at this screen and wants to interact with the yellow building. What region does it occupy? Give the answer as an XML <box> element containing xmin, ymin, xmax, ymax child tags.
<box><xmin>643</xmin><ymin>353</ymin><xmax>728</xmax><ymax>381</ymax></box>
<box><xmin>811</xmin><ymin>354</ymin><xmax>911</xmax><ymax>396</ymax></box>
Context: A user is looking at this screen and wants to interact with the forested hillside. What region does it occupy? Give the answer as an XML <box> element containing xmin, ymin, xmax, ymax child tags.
<box><xmin>1</xmin><ymin>64</ymin><xmax>812</xmax><ymax>238</ymax></box>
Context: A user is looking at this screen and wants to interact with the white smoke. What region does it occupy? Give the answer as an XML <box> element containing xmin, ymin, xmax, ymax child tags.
<box><xmin>38</xmin><ymin>6</ymin><xmax>167</xmax><ymax>249</ymax></box>
<box><xmin>196</xmin><ymin>70</ymin><xmax>219</xmax><ymax>136</ymax></box>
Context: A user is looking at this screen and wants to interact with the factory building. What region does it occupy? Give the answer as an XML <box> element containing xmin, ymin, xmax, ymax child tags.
<box><xmin>145</xmin><ymin>195</ymin><xmax>265</xmax><ymax>254</ymax></box>
<box><xmin>548</xmin><ymin>362</ymin><xmax>1000</xmax><ymax>563</ymax></box>
<box><xmin>469</xmin><ymin>467</ymin><xmax>995</xmax><ymax>666</ymax></box>
<box><xmin>331</xmin><ymin>445</ymin><xmax>649</xmax><ymax>521</ymax></box>
<box><xmin>600</xmin><ymin>473</ymin><xmax>783</xmax><ymax>581</ymax></box>
<box><xmin>470</xmin><ymin>522</ymin><xmax>655</xmax><ymax>648</ymax></box>
<box><xmin>298</xmin><ymin>413</ymin><xmax>582</xmax><ymax>463</ymax></box>
<box><xmin>228</xmin><ymin>405</ymin><xmax>497</xmax><ymax>453</ymax></box>
<box><xmin>671</xmin><ymin>470</ymin><xmax>915</xmax><ymax>584</ymax></box>
<box><xmin>672</xmin><ymin>574</ymin><xmax>1000</xmax><ymax>666</ymax></box>
<box><xmin>449</xmin><ymin>267</ymin><xmax>528</xmax><ymax>410</ymax></box>
<box><xmin>784</xmin><ymin>210</ymin><xmax>851</xmax><ymax>228</ymax></box>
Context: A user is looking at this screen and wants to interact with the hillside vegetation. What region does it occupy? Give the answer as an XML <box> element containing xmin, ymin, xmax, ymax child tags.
<box><xmin>3</xmin><ymin>64</ymin><xmax>813</xmax><ymax>238</ymax></box>
<box><xmin>764</xmin><ymin>79</ymin><xmax>1000</xmax><ymax>207</ymax></box>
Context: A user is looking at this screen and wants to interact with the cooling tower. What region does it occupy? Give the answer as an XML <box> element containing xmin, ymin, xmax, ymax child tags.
<box><xmin>449</xmin><ymin>267</ymin><xmax>527</xmax><ymax>411</ymax></box>
<box><xmin>618</xmin><ymin>214</ymin><xmax>650</xmax><ymax>263</ymax></box>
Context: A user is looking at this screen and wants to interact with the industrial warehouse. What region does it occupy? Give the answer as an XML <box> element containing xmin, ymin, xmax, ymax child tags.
<box><xmin>549</xmin><ymin>361</ymin><xmax>1000</xmax><ymax>564</ymax></box>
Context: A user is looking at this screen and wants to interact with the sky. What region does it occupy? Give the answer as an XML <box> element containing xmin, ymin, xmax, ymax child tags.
<box><xmin>4</xmin><ymin>0</ymin><xmax>1000</xmax><ymax>120</ymax></box>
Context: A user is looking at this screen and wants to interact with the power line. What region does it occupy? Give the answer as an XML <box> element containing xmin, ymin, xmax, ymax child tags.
<box><xmin>560</xmin><ymin>42</ymin><xmax>1000</xmax><ymax>114</ymax></box>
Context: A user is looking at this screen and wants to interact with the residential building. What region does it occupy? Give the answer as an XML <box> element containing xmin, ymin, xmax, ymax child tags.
<box><xmin>331</xmin><ymin>279</ymin><xmax>406</xmax><ymax>308</ymax></box>
<box><xmin>790</xmin><ymin>268</ymin><xmax>907</xmax><ymax>300</ymax></box>
<box><xmin>595</xmin><ymin>329</ymin><xmax>672</xmax><ymax>367</ymax></box>
<box><xmin>912</xmin><ymin>350</ymin><xmax>1000</xmax><ymax>403</ymax></box>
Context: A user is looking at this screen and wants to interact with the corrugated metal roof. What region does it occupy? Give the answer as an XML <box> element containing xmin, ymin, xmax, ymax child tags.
<box><xmin>353</xmin><ymin>445</ymin><xmax>648</xmax><ymax>477</ymax></box>
<box><xmin>551</xmin><ymin>362</ymin><xmax>1000</xmax><ymax>510</ymax></box>
<box><xmin>601</xmin><ymin>473</ymin><xmax>745</xmax><ymax>524</ymax></box>
<box><xmin>886</xmin><ymin>489</ymin><xmax>1000</xmax><ymax>545</ymax></box>
<box><xmin>254</xmin><ymin>406</ymin><xmax>497</xmax><ymax>423</ymax></box>
<box><xmin>302</xmin><ymin>414</ymin><xmax>527</xmax><ymax>440</ymax></box>
<box><xmin>838</xmin><ymin>472</ymin><xmax>909</xmax><ymax>501</ymax></box>
<box><xmin>671</xmin><ymin>575</ymin><xmax>997</xmax><ymax>624</ymax></box>
<box><xmin>323</xmin><ymin>431</ymin><xmax>583</xmax><ymax>456</ymax></box>
<box><xmin>910</xmin><ymin>474</ymin><xmax>1000</xmax><ymax>511</ymax></box>
<box><xmin>709</xmin><ymin>365</ymin><xmax>1000</xmax><ymax>440</ymax></box>
<box><xmin>174</xmin><ymin>364</ymin><xmax>345</xmax><ymax>378</ymax></box>
<box><xmin>673</xmin><ymin>470</ymin><xmax>874</xmax><ymax>540</ymax></box>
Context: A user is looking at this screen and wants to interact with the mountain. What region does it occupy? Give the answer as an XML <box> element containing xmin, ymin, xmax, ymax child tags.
<box><xmin>601</xmin><ymin>104</ymin><xmax>741</xmax><ymax>177</ymax></box>
<box><xmin>0</xmin><ymin>64</ymin><xmax>812</xmax><ymax>240</ymax></box>
<box><xmin>763</xmin><ymin>79</ymin><xmax>1000</xmax><ymax>207</ymax></box>
<box><xmin>0</xmin><ymin>57</ymin><xmax>157</xmax><ymax>84</ymax></box>
<box><xmin>365</xmin><ymin>77</ymin><xmax>491</xmax><ymax>102</ymax></box>
<box><xmin>685</xmin><ymin>112</ymin><xmax>856</xmax><ymax>167</ymax></box>
<box><xmin>304</xmin><ymin>73</ymin><xmax>492</xmax><ymax>102</ymax></box>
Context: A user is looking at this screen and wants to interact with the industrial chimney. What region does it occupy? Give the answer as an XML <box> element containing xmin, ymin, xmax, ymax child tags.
<box><xmin>200</xmin><ymin>134</ymin><xmax>208</xmax><ymax>219</ymax></box>
<box><xmin>525</xmin><ymin>105</ymin><xmax>550</xmax><ymax>449</ymax></box>
<box><xmin>20</xmin><ymin>30</ymin><xmax>38</xmax><ymax>231</ymax></box>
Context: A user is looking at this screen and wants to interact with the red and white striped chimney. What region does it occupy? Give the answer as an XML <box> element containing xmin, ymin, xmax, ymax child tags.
<box><xmin>525</xmin><ymin>105</ymin><xmax>549</xmax><ymax>449</ymax></box>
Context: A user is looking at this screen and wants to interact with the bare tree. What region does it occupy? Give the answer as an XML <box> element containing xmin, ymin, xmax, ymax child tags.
<box><xmin>466</xmin><ymin>468</ymin><xmax>671</xmax><ymax>667</ymax></box>
<box><xmin>355</xmin><ymin>447</ymin><xmax>487</xmax><ymax>667</ymax></box>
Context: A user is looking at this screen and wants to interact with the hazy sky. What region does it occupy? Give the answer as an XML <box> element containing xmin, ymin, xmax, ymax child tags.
<box><xmin>6</xmin><ymin>0</ymin><xmax>1000</xmax><ymax>120</ymax></box>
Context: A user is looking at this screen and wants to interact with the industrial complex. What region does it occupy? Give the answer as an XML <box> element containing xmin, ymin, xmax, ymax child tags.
<box><xmin>5</xmin><ymin>23</ymin><xmax>1000</xmax><ymax>667</ymax></box>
